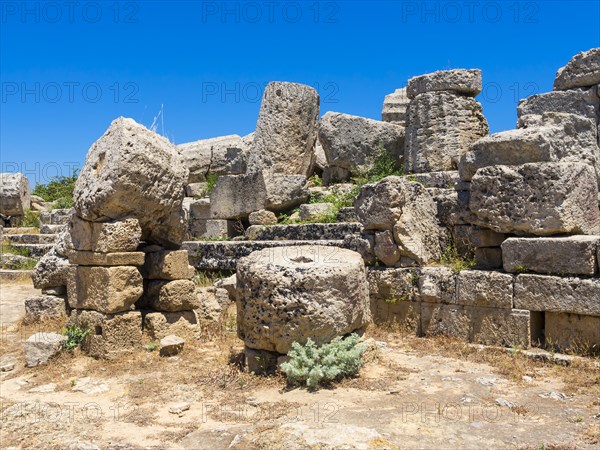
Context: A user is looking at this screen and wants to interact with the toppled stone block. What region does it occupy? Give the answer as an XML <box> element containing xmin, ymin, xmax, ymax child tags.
<box><xmin>459</xmin><ymin>113</ymin><xmax>600</xmax><ymax>182</ymax></box>
<box><xmin>32</xmin><ymin>247</ymin><xmax>70</xmax><ymax>290</ymax></box>
<box><xmin>428</xmin><ymin>188</ymin><xmax>477</xmax><ymax>227</ymax></box>
<box><xmin>141</xmin><ymin>249</ymin><xmax>194</xmax><ymax>280</ymax></box>
<box><xmin>177</xmin><ymin>134</ymin><xmax>247</xmax><ymax>183</ymax></box>
<box><xmin>502</xmin><ymin>236</ymin><xmax>599</xmax><ymax>276</ymax></box>
<box><xmin>319</xmin><ymin>112</ymin><xmax>405</xmax><ymax>173</ymax></box>
<box><xmin>73</xmin><ymin>117</ymin><xmax>188</xmax><ymax>248</ymax></box>
<box><xmin>263</xmin><ymin>173</ymin><xmax>310</xmax><ymax>211</ymax></box>
<box><xmin>515</xmin><ymin>274</ymin><xmax>600</xmax><ymax>316</ymax></box>
<box><xmin>237</xmin><ymin>245</ymin><xmax>370</xmax><ymax>353</ymax></box>
<box><xmin>24</xmin><ymin>295</ymin><xmax>68</xmax><ymax>324</ymax></box>
<box><xmin>374</xmin><ymin>230</ymin><xmax>401</xmax><ymax>266</ymax></box>
<box><xmin>247</xmin><ymin>82</ymin><xmax>319</xmax><ymax>176</ymax></box>
<box><xmin>517</xmin><ymin>89</ymin><xmax>598</xmax><ymax>127</ymax></box>
<box><xmin>0</xmin><ymin>173</ymin><xmax>30</xmax><ymax>216</ymax></box>
<box><xmin>298</xmin><ymin>203</ymin><xmax>336</xmax><ymax>222</ymax></box>
<box><xmin>382</xmin><ymin>87</ymin><xmax>410</xmax><ymax>125</ymax></box>
<box><xmin>196</xmin><ymin>286</ymin><xmax>228</xmax><ymax>321</ymax></box>
<box><xmin>143</xmin><ymin>311</ymin><xmax>198</xmax><ymax>340</ymax></box>
<box><xmin>68</xmin><ymin>216</ymin><xmax>142</xmax><ymax>253</ymax></box>
<box><xmin>69</xmin><ymin>310</ymin><xmax>142</xmax><ymax>358</ymax></box>
<box><xmin>159</xmin><ymin>335</ymin><xmax>185</xmax><ymax>357</ymax></box>
<box><xmin>415</xmin><ymin>266</ymin><xmax>456</xmax><ymax>304</ymax></box>
<box><xmin>185</xmin><ymin>183</ymin><xmax>208</xmax><ymax>197</ymax></box>
<box><xmin>23</xmin><ymin>332</ymin><xmax>66</xmax><ymax>367</ymax></box>
<box><xmin>457</xmin><ymin>270</ymin><xmax>513</xmax><ymax>309</ymax></box>
<box><xmin>470</xmin><ymin>162</ymin><xmax>600</xmax><ymax>235</ymax></box>
<box><xmin>554</xmin><ymin>47</ymin><xmax>600</xmax><ymax>90</ymax></box>
<box><xmin>67</xmin><ymin>250</ymin><xmax>145</xmax><ymax>266</ymax></box>
<box><xmin>407</xmin><ymin>69</ymin><xmax>482</xmax><ymax>98</ymax></box>
<box><xmin>146</xmin><ymin>279</ymin><xmax>198</xmax><ymax>312</ymax></box>
<box><xmin>545</xmin><ymin>312</ymin><xmax>600</xmax><ymax>351</ymax></box>
<box><xmin>66</xmin><ymin>266</ymin><xmax>143</xmax><ymax>314</ymax></box>
<box><xmin>249</xmin><ymin>210</ymin><xmax>277</xmax><ymax>226</ymax></box>
<box><xmin>405</xmin><ymin>92</ymin><xmax>489</xmax><ymax>172</ymax></box>
<box><xmin>191</xmin><ymin>219</ymin><xmax>241</xmax><ymax>240</ymax></box>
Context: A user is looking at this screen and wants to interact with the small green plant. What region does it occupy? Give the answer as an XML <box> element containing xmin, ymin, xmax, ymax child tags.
<box><xmin>439</xmin><ymin>240</ymin><xmax>475</xmax><ymax>274</ymax></box>
<box><xmin>32</xmin><ymin>169</ymin><xmax>78</xmax><ymax>207</ymax></box>
<box><xmin>203</xmin><ymin>172</ymin><xmax>219</xmax><ymax>196</ymax></box>
<box><xmin>62</xmin><ymin>324</ymin><xmax>91</xmax><ymax>350</ymax></box>
<box><xmin>144</xmin><ymin>341</ymin><xmax>159</xmax><ymax>352</ymax></box>
<box><xmin>20</xmin><ymin>210</ymin><xmax>40</xmax><ymax>228</ymax></box>
<box><xmin>280</xmin><ymin>334</ymin><xmax>367</xmax><ymax>389</ymax></box>
<box><xmin>4</xmin><ymin>258</ymin><xmax>38</xmax><ymax>270</ymax></box>
<box><xmin>308</xmin><ymin>175</ymin><xmax>323</xmax><ymax>187</ymax></box>
<box><xmin>514</xmin><ymin>265</ymin><xmax>529</xmax><ymax>274</ymax></box>
<box><xmin>351</xmin><ymin>143</ymin><xmax>403</xmax><ymax>186</ymax></box>
<box><xmin>193</xmin><ymin>270</ymin><xmax>234</xmax><ymax>287</ymax></box>
<box><xmin>1</xmin><ymin>242</ymin><xmax>31</xmax><ymax>257</ymax></box>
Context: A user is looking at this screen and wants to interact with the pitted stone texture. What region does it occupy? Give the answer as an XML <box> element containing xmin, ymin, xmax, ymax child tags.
<box><xmin>407</xmin><ymin>69</ymin><xmax>482</xmax><ymax>98</ymax></box>
<box><xmin>68</xmin><ymin>216</ymin><xmax>142</xmax><ymax>253</ymax></box>
<box><xmin>502</xmin><ymin>236</ymin><xmax>599</xmax><ymax>276</ymax></box>
<box><xmin>470</xmin><ymin>163</ymin><xmax>600</xmax><ymax>236</ymax></box>
<box><xmin>67</xmin><ymin>250</ymin><xmax>145</xmax><ymax>266</ymax></box>
<box><xmin>247</xmin><ymin>82</ymin><xmax>319</xmax><ymax>176</ymax></box>
<box><xmin>177</xmin><ymin>134</ymin><xmax>247</xmax><ymax>183</ymax></box>
<box><xmin>382</xmin><ymin>88</ymin><xmax>410</xmax><ymax>125</ymax></box>
<box><xmin>245</xmin><ymin>222</ymin><xmax>362</xmax><ymax>241</ymax></box>
<box><xmin>196</xmin><ymin>286</ymin><xmax>230</xmax><ymax>321</ymax></box>
<box><xmin>143</xmin><ymin>311</ymin><xmax>199</xmax><ymax>340</ymax></box>
<box><xmin>0</xmin><ymin>173</ymin><xmax>30</xmax><ymax>216</ymax></box>
<box><xmin>146</xmin><ymin>279</ymin><xmax>198</xmax><ymax>312</ymax></box>
<box><xmin>23</xmin><ymin>333</ymin><xmax>66</xmax><ymax>367</ymax></box>
<box><xmin>66</xmin><ymin>266</ymin><xmax>143</xmax><ymax>314</ymax></box>
<box><xmin>298</xmin><ymin>203</ymin><xmax>336</xmax><ymax>222</ymax></box>
<box><xmin>319</xmin><ymin>112</ymin><xmax>405</xmax><ymax>172</ymax></box>
<box><xmin>39</xmin><ymin>209</ymin><xmax>73</xmax><ymax>225</ymax></box>
<box><xmin>428</xmin><ymin>188</ymin><xmax>477</xmax><ymax>227</ymax></box>
<box><xmin>32</xmin><ymin>247</ymin><xmax>70</xmax><ymax>289</ymax></box>
<box><xmin>515</xmin><ymin>274</ymin><xmax>600</xmax><ymax>316</ymax></box>
<box><xmin>374</xmin><ymin>230</ymin><xmax>401</xmax><ymax>266</ymax></box>
<box><xmin>141</xmin><ymin>249</ymin><xmax>194</xmax><ymax>280</ymax></box>
<box><xmin>249</xmin><ymin>210</ymin><xmax>278</xmax><ymax>226</ymax></box>
<box><xmin>459</xmin><ymin>113</ymin><xmax>600</xmax><ymax>182</ymax></box>
<box><xmin>456</xmin><ymin>270</ymin><xmax>513</xmax><ymax>309</ymax></box>
<box><xmin>554</xmin><ymin>47</ymin><xmax>600</xmax><ymax>90</ymax></box>
<box><xmin>415</xmin><ymin>267</ymin><xmax>456</xmax><ymax>304</ymax></box>
<box><xmin>73</xmin><ymin>117</ymin><xmax>188</xmax><ymax>249</ymax></box>
<box><xmin>237</xmin><ymin>245</ymin><xmax>370</xmax><ymax>353</ymax></box>
<box><xmin>517</xmin><ymin>88</ymin><xmax>599</xmax><ymax>127</ymax></box>
<box><xmin>24</xmin><ymin>295</ymin><xmax>68</xmax><ymax>324</ymax></box>
<box><xmin>405</xmin><ymin>92</ymin><xmax>489</xmax><ymax>173</ymax></box>
<box><xmin>452</xmin><ymin>226</ymin><xmax>506</xmax><ymax>254</ymax></box>
<box><xmin>69</xmin><ymin>310</ymin><xmax>142</xmax><ymax>359</ymax></box>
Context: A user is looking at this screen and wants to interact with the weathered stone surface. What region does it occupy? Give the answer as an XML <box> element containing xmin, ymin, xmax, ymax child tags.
<box><xmin>67</xmin><ymin>266</ymin><xmax>143</xmax><ymax>313</ymax></box>
<box><xmin>39</xmin><ymin>208</ymin><xmax>73</xmax><ymax>225</ymax></box>
<box><xmin>382</xmin><ymin>87</ymin><xmax>409</xmax><ymax>125</ymax></box>
<box><xmin>517</xmin><ymin>88</ymin><xmax>599</xmax><ymax>127</ymax></box>
<box><xmin>69</xmin><ymin>310</ymin><xmax>142</xmax><ymax>358</ymax></box>
<box><xmin>247</xmin><ymin>82</ymin><xmax>319</xmax><ymax>176</ymax></box>
<box><xmin>554</xmin><ymin>47</ymin><xmax>600</xmax><ymax>90</ymax></box>
<box><xmin>237</xmin><ymin>245</ymin><xmax>370</xmax><ymax>353</ymax></box>
<box><xmin>314</xmin><ymin>139</ymin><xmax>328</xmax><ymax>172</ymax></box>
<box><xmin>545</xmin><ymin>312</ymin><xmax>600</xmax><ymax>351</ymax></box>
<box><xmin>185</xmin><ymin>183</ymin><xmax>208</xmax><ymax>198</ymax></box>
<box><xmin>146</xmin><ymin>279</ymin><xmax>198</xmax><ymax>312</ymax></box>
<box><xmin>459</xmin><ymin>113</ymin><xmax>600</xmax><ymax>182</ymax></box>
<box><xmin>198</xmin><ymin>219</ymin><xmax>241</xmax><ymax>240</ymax></box>
<box><xmin>374</xmin><ymin>230</ymin><xmax>401</xmax><ymax>266</ymax></box>
<box><xmin>515</xmin><ymin>274</ymin><xmax>600</xmax><ymax>316</ymax></box>
<box><xmin>407</xmin><ymin>69</ymin><xmax>482</xmax><ymax>98</ymax></box>
<box><xmin>415</xmin><ymin>267</ymin><xmax>456</xmax><ymax>304</ymax></box>
<box><xmin>23</xmin><ymin>332</ymin><xmax>66</xmax><ymax>367</ymax></box>
<box><xmin>470</xmin><ymin>163</ymin><xmax>600</xmax><ymax>235</ymax></box>
<box><xmin>143</xmin><ymin>311</ymin><xmax>198</xmax><ymax>340</ymax></box>
<box><xmin>245</xmin><ymin>222</ymin><xmax>362</xmax><ymax>241</ymax></box>
<box><xmin>337</xmin><ymin>207</ymin><xmax>359</xmax><ymax>223</ymax></box>
<box><xmin>319</xmin><ymin>112</ymin><xmax>405</xmax><ymax>173</ymax></box>
<box><xmin>457</xmin><ymin>270</ymin><xmax>513</xmax><ymax>309</ymax></box>
<box><xmin>249</xmin><ymin>210</ymin><xmax>277</xmax><ymax>226</ymax></box>
<box><xmin>196</xmin><ymin>286</ymin><xmax>229</xmax><ymax>321</ymax></box>
<box><xmin>502</xmin><ymin>236</ymin><xmax>599</xmax><ymax>276</ymax></box>
<box><xmin>474</xmin><ymin>247</ymin><xmax>503</xmax><ymax>270</ymax></box>
<box><xmin>32</xmin><ymin>247</ymin><xmax>70</xmax><ymax>289</ymax></box>
<box><xmin>24</xmin><ymin>295</ymin><xmax>67</xmax><ymax>324</ymax></box>
<box><xmin>67</xmin><ymin>250</ymin><xmax>145</xmax><ymax>266</ymax></box>
<box><xmin>322</xmin><ymin>166</ymin><xmax>352</xmax><ymax>185</ymax></box>
<box><xmin>411</xmin><ymin>171</ymin><xmax>466</xmax><ymax>189</ymax></box>
<box><xmin>405</xmin><ymin>91</ymin><xmax>489</xmax><ymax>172</ymax></box>
<box><xmin>159</xmin><ymin>335</ymin><xmax>185</xmax><ymax>357</ymax></box>
<box><xmin>264</xmin><ymin>174</ymin><xmax>310</xmax><ymax>211</ymax></box>
<box><xmin>0</xmin><ymin>173</ymin><xmax>30</xmax><ymax>216</ymax></box>
<box><xmin>68</xmin><ymin>216</ymin><xmax>142</xmax><ymax>253</ymax></box>
<box><xmin>453</xmin><ymin>225</ymin><xmax>505</xmax><ymax>254</ymax></box>
<box><xmin>73</xmin><ymin>117</ymin><xmax>188</xmax><ymax>248</ymax></box>
<box><xmin>421</xmin><ymin>303</ymin><xmax>471</xmax><ymax>340</ymax></box>
<box><xmin>428</xmin><ymin>188</ymin><xmax>477</xmax><ymax>227</ymax></box>
<box><xmin>177</xmin><ymin>134</ymin><xmax>247</xmax><ymax>183</ymax></box>
<box><xmin>470</xmin><ymin>308</ymin><xmax>530</xmax><ymax>348</ymax></box>
<box><xmin>141</xmin><ymin>249</ymin><xmax>193</xmax><ymax>280</ymax></box>
<box><xmin>298</xmin><ymin>203</ymin><xmax>336</xmax><ymax>222</ymax></box>
<box><xmin>367</xmin><ymin>267</ymin><xmax>416</xmax><ymax>302</ymax></box>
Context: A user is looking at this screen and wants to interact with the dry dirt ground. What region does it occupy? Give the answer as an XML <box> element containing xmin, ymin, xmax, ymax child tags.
<box><xmin>1</xmin><ymin>280</ymin><xmax>599</xmax><ymax>450</ymax></box>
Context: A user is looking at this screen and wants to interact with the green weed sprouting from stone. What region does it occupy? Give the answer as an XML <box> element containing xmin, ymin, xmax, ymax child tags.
<box><xmin>202</xmin><ymin>172</ymin><xmax>219</xmax><ymax>196</ymax></box>
<box><xmin>280</xmin><ymin>334</ymin><xmax>367</xmax><ymax>389</ymax></box>
<box><xmin>62</xmin><ymin>324</ymin><xmax>91</xmax><ymax>350</ymax></box>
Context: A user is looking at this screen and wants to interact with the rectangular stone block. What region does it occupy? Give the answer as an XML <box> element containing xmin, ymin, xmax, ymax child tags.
<box><xmin>69</xmin><ymin>310</ymin><xmax>142</xmax><ymax>358</ymax></box>
<box><xmin>143</xmin><ymin>311</ymin><xmax>199</xmax><ymax>340</ymax></box>
<box><xmin>453</xmin><ymin>225</ymin><xmax>506</xmax><ymax>254</ymax></box>
<box><xmin>515</xmin><ymin>274</ymin><xmax>600</xmax><ymax>316</ymax></box>
<box><xmin>474</xmin><ymin>247</ymin><xmax>503</xmax><ymax>270</ymax></box>
<box><xmin>24</xmin><ymin>295</ymin><xmax>68</xmax><ymax>324</ymax></box>
<box><xmin>414</xmin><ymin>266</ymin><xmax>456</xmax><ymax>304</ymax></box>
<box><xmin>470</xmin><ymin>308</ymin><xmax>530</xmax><ymax>348</ymax></box>
<box><xmin>367</xmin><ymin>267</ymin><xmax>416</xmax><ymax>302</ymax></box>
<box><xmin>502</xmin><ymin>236</ymin><xmax>599</xmax><ymax>276</ymax></box>
<box><xmin>370</xmin><ymin>297</ymin><xmax>421</xmax><ymax>333</ymax></box>
<box><xmin>457</xmin><ymin>270</ymin><xmax>513</xmax><ymax>308</ymax></box>
<box><xmin>145</xmin><ymin>279</ymin><xmax>199</xmax><ymax>312</ymax></box>
<box><xmin>68</xmin><ymin>216</ymin><xmax>142</xmax><ymax>253</ymax></box>
<box><xmin>66</xmin><ymin>266</ymin><xmax>143</xmax><ymax>313</ymax></box>
<box><xmin>188</xmin><ymin>198</ymin><xmax>211</xmax><ymax>219</ymax></box>
<box><xmin>141</xmin><ymin>249</ymin><xmax>194</xmax><ymax>280</ymax></box>
<box><xmin>420</xmin><ymin>303</ymin><xmax>471</xmax><ymax>340</ymax></box>
<box><xmin>209</xmin><ymin>172</ymin><xmax>267</xmax><ymax>219</ymax></box>
<box><xmin>545</xmin><ymin>312</ymin><xmax>600</xmax><ymax>352</ymax></box>
<box><xmin>67</xmin><ymin>250</ymin><xmax>145</xmax><ymax>266</ymax></box>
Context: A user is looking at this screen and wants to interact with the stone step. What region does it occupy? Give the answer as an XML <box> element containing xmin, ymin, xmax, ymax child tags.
<box><xmin>40</xmin><ymin>224</ymin><xmax>67</xmax><ymax>234</ymax></box>
<box><xmin>245</xmin><ymin>222</ymin><xmax>363</xmax><ymax>241</ymax></box>
<box><xmin>0</xmin><ymin>269</ymin><xmax>33</xmax><ymax>283</ymax></box>
<box><xmin>183</xmin><ymin>239</ymin><xmax>358</xmax><ymax>271</ymax></box>
<box><xmin>39</xmin><ymin>208</ymin><xmax>73</xmax><ymax>225</ymax></box>
<box><xmin>7</xmin><ymin>243</ymin><xmax>54</xmax><ymax>258</ymax></box>
<box><xmin>0</xmin><ymin>254</ymin><xmax>37</xmax><ymax>270</ymax></box>
<box><xmin>5</xmin><ymin>234</ymin><xmax>58</xmax><ymax>245</ymax></box>
<box><xmin>1</xmin><ymin>227</ymin><xmax>39</xmax><ymax>235</ymax></box>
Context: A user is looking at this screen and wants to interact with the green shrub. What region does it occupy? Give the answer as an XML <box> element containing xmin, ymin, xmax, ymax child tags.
<box><xmin>439</xmin><ymin>240</ymin><xmax>475</xmax><ymax>273</ymax></box>
<box><xmin>32</xmin><ymin>170</ymin><xmax>78</xmax><ymax>208</ymax></box>
<box><xmin>202</xmin><ymin>173</ymin><xmax>219</xmax><ymax>196</ymax></box>
<box><xmin>280</xmin><ymin>334</ymin><xmax>367</xmax><ymax>389</ymax></box>
<box><xmin>144</xmin><ymin>341</ymin><xmax>159</xmax><ymax>352</ymax></box>
<box><xmin>20</xmin><ymin>209</ymin><xmax>40</xmax><ymax>228</ymax></box>
<box><xmin>62</xmin><ymin>324</ymin><xmax>91</xmax><ymax>350</ymax></box>
<box><xmin>1</xmin><ymin>242</ymin><xmax>31</xmax><ymax>257</ymax></box>
<box><xmin>352</xmin><ymin>143</ymin><xmax>403</xmax><ymax>185</ymax></box>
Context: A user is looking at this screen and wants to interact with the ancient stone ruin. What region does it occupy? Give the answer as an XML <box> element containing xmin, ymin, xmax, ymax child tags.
<box><xmin>3</xmin><ymin>47</ymin><xmax>599</xmax><ymax>369</ymax></box>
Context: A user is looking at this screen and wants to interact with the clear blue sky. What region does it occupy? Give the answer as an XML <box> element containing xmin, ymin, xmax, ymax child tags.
<box><xmin>1</xmin><ymin>1</ymin><xmax>599</xmax><ymax>185</ymax></box>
